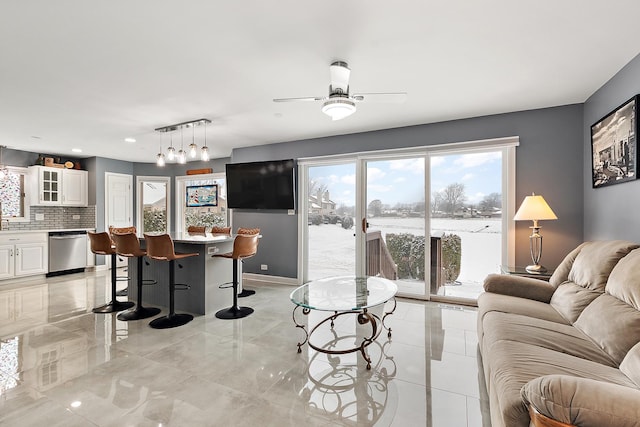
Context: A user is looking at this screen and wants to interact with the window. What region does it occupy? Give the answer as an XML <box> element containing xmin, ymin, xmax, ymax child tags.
<box><xmin>176</xmin><ymin>173</ymin><xmax>227</xmax><ymax>233</ymax></box>
<box><xmin>136</xmin><ymin>176</ymin><xmax>171</xmax><ymax>234</ymax></box>
<box><xmin>0</xmin><ymin>168</ymin><xmax>30</xmax><ymax>222</ymax></box>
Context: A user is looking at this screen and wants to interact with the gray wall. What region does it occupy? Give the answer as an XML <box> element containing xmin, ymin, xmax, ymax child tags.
<box><xmin>583</xmin><ymin>53</ymin><xmax>640</xmax><ymax>241</ymax></box>
<box><xmin>232</xmin><ymin>104</ymin><xmax>585</xmax><ymax>278</ymax></box>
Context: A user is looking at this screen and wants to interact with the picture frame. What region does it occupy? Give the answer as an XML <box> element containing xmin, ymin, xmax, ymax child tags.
<box><xmin>591</xmin><ymin>95</ymin><xmax>638</xmax><ymax>188</ymax></box>
<box><xmin>186</xmin><ymin>184</ymin><xmax>218</xmax><ymax>207</ymax></box>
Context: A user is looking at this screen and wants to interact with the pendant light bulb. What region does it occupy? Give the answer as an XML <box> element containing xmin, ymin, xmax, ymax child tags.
<box><xmin>200</xmin><ymin>146</ymin><xmax>209</xmax><ymax>161</ymax></box>
<box><xmin>167</xmin><ymin>132</ymin><xmax>176</xmax><ymax>161</ymax></box>
<box><xmin>189</xmin><ymin>125</ymin><xmax>197</xmax><ymax>158</ymax></box>
<box><xmin>156</xmin><ymin>152</ymin><xmax>165</xmax><ymax>167</ymax></box>
<box><xmin>200</xmin><ymin>121</ymin><xmax>210</xmax><ymax>161</ymax></box>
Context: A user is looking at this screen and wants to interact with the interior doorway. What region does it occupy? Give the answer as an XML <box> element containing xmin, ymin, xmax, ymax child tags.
<box><xmin>105</xmin><ymin>172</ymin><xmax>132</xmax><ymax>268</ymax></box>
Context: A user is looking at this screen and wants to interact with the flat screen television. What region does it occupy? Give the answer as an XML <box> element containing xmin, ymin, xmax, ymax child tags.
<box><xmin>226</xmin><ymin>159</ymin><xmax>296</xmax><ymax>210</ymax></box>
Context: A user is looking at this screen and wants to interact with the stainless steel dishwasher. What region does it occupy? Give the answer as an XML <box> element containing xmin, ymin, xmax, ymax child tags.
<box><xmin>48</xmin><ymin>231</ymin><xmax>88</xmax><ymax>276</ymax></box>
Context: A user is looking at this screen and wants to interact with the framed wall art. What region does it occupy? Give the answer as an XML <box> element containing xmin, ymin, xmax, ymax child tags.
<box><xmin>186</xmin><ymin>184</ymin><xmax>218</xmax><ymax>207</ymax></box>
<box><xmin>591</xmin><ymin>95</ymin><xmax>638</xmax><ymax>188</ymax></box>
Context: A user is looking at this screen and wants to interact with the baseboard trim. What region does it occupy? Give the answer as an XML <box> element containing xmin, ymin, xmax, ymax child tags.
<box><xmin>243</xmin><ymin>273</ymin><xmax>301</xmax><ymax>287</ymax></box>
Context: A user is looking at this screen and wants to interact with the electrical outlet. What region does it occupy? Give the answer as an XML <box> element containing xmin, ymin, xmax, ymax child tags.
<box><xmin>35</xmin><ymin>213</ymin><xmax>44</xmax><ymax>221</ymax></box>
<box><xmin>260</xmin><ymin>264</ymin><xmax>268</xmax><ymax>271</ymax></box>
<box><xmin>72</xmin><ymin>214</ymin><xmax>80</xmax><ymax>220</ymax></box>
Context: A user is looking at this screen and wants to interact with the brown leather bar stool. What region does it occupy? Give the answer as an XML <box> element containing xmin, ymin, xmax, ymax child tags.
<box><xmin>187</xmin><ymin>226</ymin><xmax>206</xmax><ymax>234</ymax></box>
<box><xmin>144</xmin><ymin>233</ymin><xmax>199</xmax><ymax>329</ymax></box>
<box><xmin>213</xmin><ymin>233</ymin><xmax>259</xmax><ymax>319</ymax></box>
<box><xmin>111</xmin><ymin>232</ymin><xmax>162</xmax><ymax>321</ymax></box>
<box><xmin>109</xmin><ymin>226</ymin><xmax>137</xmax><ymax>296</ymax></box>
<box><xmin>236</xmin><ymin>227</ymin><xmax>260</xmax><ymax>298</ymax></box>
<box><xmin>88</xmin><ymin>231</ymin><xmax>135</xmax><ymax>313</ymax></box>
<box><xmin>210</xmin><ymin>226</ymin><xmax>231</xmax><ymax>235</ymax></box>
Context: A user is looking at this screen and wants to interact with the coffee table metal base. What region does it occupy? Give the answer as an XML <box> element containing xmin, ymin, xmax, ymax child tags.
<box><xmin>292</xmin><ymin>298</ymin><xmax>396</xmax><ymax>370</ymax></box>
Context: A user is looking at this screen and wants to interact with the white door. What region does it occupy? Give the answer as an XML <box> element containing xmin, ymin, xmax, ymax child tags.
<box><xmin>105</xmin><ymin>173</ymin><xmax>133</xmax><ymax>268</ymax></box>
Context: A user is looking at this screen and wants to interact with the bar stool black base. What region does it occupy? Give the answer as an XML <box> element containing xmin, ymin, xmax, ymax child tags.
<box><xmin>238</xmin><ymin>289</ymin><xmax>256</xmax><ymax>298</ymax></box>
<box><xmin>117</xmin><ymin>306</ymin><xmax>161</xmax><ymax>321</ymax></box>
<box><xmin>215</xmin><ymin>306</ymin><xmax>254</xmax><ymax>319</ymax></box>
<box><xmin>149</xmin><ymin>313</ymin><xmax>194</xmax><ymax>329</ymax></box>
<box><xmin>92</xmin><ymin>301</ymin><xmax>135</xmax><ymax>314</ymax></box>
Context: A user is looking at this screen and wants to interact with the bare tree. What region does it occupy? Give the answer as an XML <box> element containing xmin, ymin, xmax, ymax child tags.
<box><xmin>442</xmin><ymin>183</ymin><xmax>466</xmax><ymax>216</ymax></box>
<box><xmin>368</xmin><ymin>199</ymin><xmax>383</xmax><ymax>217</ymax></box>
<box><xmin>479</xmin><ymin>192</ymin><xmax>501</xmax><ymax>212</ymax></box>
<box><xmin>431</xmin><ymin>191</ymin><xmax>444</xmax><ymax>214</ymax></box>
<box><xmin>308</xmin><ymin>180</ymin><xmax>328</xmax><ymax>202</ymax></box>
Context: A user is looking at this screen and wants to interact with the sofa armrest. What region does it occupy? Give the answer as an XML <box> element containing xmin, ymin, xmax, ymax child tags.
<box><xmin>483</xmin><ymin>273</ymin><xmax>555</xmax><ymax>303</ymax></box>
<box><xmin>522</xmin><ymin>375</ymin><xmax>640</xmax><ymax>427</ymax></box>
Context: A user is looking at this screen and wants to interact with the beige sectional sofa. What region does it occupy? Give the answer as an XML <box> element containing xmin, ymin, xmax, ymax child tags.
<box><xmin>478</xmin><ymin>240</ymin><xmax>640</xmax><ymax>427</ymax></box>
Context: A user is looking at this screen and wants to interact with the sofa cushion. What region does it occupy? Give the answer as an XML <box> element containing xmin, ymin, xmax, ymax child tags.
<box><xmin>481</xmin><ymin>311</ymin><xmax>617</xmax><ymax>367</ymax></box>
<box><xmin>522</xmin><ymin>375</ymin><xmax>640</xmax><ymax>427</ymax></box>
<box><xmin>486</xmin><ymin>340</ymin><xmax>636</xmax><ymax>427</ymax></box>
<box><xmin>606</xmin><ymin>247</ymin><xmax>640</xmax><ymax>310</ymax></box>
<box><xmin>574</xmin><ymin>294</ymin><xmax>640</xmax><ymax>365</ymax></box>
<box><xmin>620</xmin><ymin>342</ymin><xmax>640</xmax><ymax>388</ymax></box>
<box><xmin>548</xmin><ymin>242</ymin><xmax>586</xmax><ymax>288</ymax></box>
<box><xmin>550</xmin><ymin>282</ymin><xmax>602</xmax><ymax>323</ymax></box>
<box><xmin>478</xmin><ymin>292</ymin><xmax>568</xmax><ymax>326</ymax></box>
<box><xmin>567</xmin><ymin>240</ymin><xmax>638</xmax><ymax>292</ymax></box>
<box><xmin>549</xmin><ymin>240</ymin><xmax>638</xmax><ymax>323</ymax></box>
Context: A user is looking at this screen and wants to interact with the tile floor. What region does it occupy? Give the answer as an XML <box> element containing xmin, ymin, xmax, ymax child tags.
<box><xmin>0</xmin><ymin>269</ymin><xmax>491</xmax><ymax>426</ymax></box>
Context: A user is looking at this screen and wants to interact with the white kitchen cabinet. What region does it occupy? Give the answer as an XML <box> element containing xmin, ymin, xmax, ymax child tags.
<box><xmin>29</xmin><ymin>166</ymin><xmax>88</xmax><ymax>207</ymax></box>
<box><xmin>0</xmin><ymin>233</ymin><xmax>48</xmax><ymax>280</ymax></box>
<box><xmin>61</xmin><ymin>169</ymin><xmax>88</xmax><ymax>206</ymax></box>
<box><xmin>0</xmin><ymin>244</ymin><xmax>14</xmax><ymax>279</ymax></box>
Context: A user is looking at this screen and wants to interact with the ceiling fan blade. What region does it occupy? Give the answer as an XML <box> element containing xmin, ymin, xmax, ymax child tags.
<box><xmin>329</xmin><ymin>61</ymin><xmax>350</xmax><ymax>94</ymax></box>
<box><xmin>273</xmin><ymin>96</ymin><xmax>325</xmax><ymax>102</ymax></box>
<box><xmin>351</xmin><ymin>92</ymin><xmax>407</xmax><ymax>103</ymax></box>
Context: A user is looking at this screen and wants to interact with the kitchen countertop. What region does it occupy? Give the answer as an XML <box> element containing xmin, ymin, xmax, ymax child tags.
<box><xmin>0</xmin><ymin>228</ymin><xmax>95</xmax><ymax>234</ymax></box>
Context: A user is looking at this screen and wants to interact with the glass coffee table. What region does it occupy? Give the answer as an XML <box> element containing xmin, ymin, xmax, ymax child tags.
<box><xmin>290</xmin><ymin>276</ymin><xmax>397</xmax><ymax>369</ymax></box>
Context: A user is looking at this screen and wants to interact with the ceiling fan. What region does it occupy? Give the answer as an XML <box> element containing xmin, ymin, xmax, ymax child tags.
<box><xmin>273</xmin><ymin>61</ymin><xmax>407</xmax><ymax>121</ymax></box>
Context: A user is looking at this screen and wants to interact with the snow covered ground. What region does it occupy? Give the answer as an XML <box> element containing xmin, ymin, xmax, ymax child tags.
<box><xmin>308</xmin><ymin>217</ymin><xmax>502</xmax><ymax>300</ymax></box>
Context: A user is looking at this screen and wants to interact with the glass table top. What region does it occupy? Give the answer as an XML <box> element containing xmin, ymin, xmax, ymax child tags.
<box><xmin>290</xmin><ymin>276</ymin><xmax>398</xmax><ymax>312</ymax></box>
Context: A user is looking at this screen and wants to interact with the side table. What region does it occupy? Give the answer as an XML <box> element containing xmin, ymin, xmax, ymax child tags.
<box><xmin>500</xmin><ymin>265</ymin><xmax>554</xmax><ymax>281</ymax></box>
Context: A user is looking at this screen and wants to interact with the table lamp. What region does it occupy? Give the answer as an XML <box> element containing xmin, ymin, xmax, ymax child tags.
<box><xmin>513</xmin><ymin>193</ymin><xmax>557</xmax><ymax>272</ymax></box>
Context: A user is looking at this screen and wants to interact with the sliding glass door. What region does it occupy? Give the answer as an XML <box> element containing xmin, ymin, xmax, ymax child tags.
<box><xmin>304</xmin><ymin>161</ymin><xmax>357</xmax><ymax>281</ymax></box>
<box><xmin>300</xmin><ymin>139</ymin><xmax>516</xmax><ymax>303</ymax></box>
<box><xmin>363</xmin><ymin>157</ymin><xmax>427</xmax><ymax>297</ymax></box>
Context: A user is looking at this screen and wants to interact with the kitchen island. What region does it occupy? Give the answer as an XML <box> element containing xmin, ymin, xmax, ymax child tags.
<box><xmin>129</xmin><ymin>232</ymin><xmax>237</xmax><ymax>316</ymax></box>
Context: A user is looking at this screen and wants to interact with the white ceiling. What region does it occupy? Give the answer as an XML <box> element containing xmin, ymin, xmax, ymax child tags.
<box><xmin>1</xmin><ymin>1</ymin><xmax>639</xmax><ymax>163</ymax></box>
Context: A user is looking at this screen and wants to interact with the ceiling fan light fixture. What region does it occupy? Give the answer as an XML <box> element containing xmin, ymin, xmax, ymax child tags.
<box><xmin>321</xmin><ymin>98</ymin><xmax>356</xmax><ymax>121</ymax></box>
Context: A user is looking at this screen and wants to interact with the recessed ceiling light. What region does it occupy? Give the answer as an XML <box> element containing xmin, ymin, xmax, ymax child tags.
<box><xmin>124</xmin><ymin>137</ymin><xmax>136</xmax><ymax>143</ymax></box>
<box><xmin>30</xmin><ymin>136</ymin><xmax>42</xmax><ymax>140</ymax></box>
<box><xmin>71</xmin><ymin>148</ymin><xmax>82</xmax><ymax>153</ymax></box>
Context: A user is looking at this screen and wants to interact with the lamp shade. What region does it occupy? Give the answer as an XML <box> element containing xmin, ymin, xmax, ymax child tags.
<box><xmin>514</xmin><ymin>194</ymin><xmax>557</xmax><ymax>221</ymax></box>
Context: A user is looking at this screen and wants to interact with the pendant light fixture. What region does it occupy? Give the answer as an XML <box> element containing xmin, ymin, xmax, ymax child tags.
<box><xmin>177</xmin><ymin>127</ymin><xmax>186</xmax><ymax>164</ymax></box>
<box><xmin>154</xmin><ymin>118</ymin><xmax>211</xmax><ymax>166</ymax></box>
<box><xmin>201</xmin><ymin>121</ymin><xmax>210</xmax><ymax>161</ymax></box>
<box><xmin>156</xmin><ymin>133</ymin><xmax>165</xmax><ymax>167</ymax></box>
<box><xmin>167</xmin><ymin>132</ymin><xmax>176</xmax><ymax>161</ymax></box>
<box><xmin>189</xmin><ymin>124</ymin><xmax>197</xmax><ymax>158</ymax></box>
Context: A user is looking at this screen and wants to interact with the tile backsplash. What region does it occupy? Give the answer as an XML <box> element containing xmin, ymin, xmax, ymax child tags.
<box><xmin>4</xmin><ymin>206</ymin><xmax>96</xmax><ymax>231</ymax></box>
